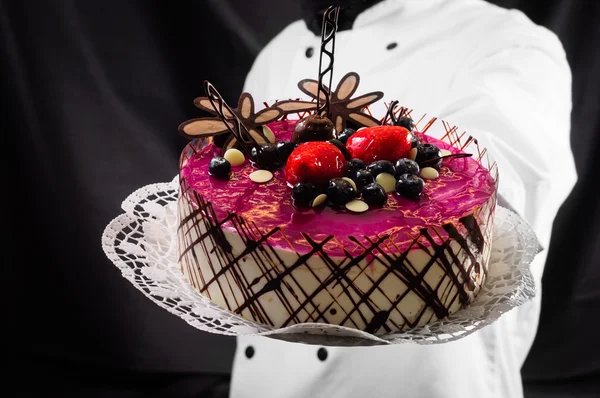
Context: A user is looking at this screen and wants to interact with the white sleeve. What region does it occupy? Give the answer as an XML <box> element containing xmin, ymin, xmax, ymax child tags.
<box><xmin>436</xmin><ymin>26</ymin><xmax>576</xmax><ymax>261</ymax></box>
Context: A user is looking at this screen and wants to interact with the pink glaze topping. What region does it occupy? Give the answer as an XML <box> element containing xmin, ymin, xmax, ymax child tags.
<box><xmin>181</xmin><ymin>120</ymin><xmax>496</xmax><ymax>256</ymax></box>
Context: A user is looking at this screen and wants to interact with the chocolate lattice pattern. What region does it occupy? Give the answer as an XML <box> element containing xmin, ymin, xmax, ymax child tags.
<box><xmin>176</xmin><ymin>109</ymin><xmax>499</xmax><ymax>333</ymax></box>
<box><xmin>178</xmin><ymin>175</ymin><xmax>495</xmax><ymax>332</ymax></box>
<box><xmin>102</xmin><ymin>175</ymin><xmax>539</xmax><ymax>346</ymax></box>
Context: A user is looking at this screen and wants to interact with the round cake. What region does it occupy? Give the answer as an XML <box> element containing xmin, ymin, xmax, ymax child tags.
<box><xmin>176</xmin><ymin>96</ymin><xmax>498</xmax><ymax>333</ymax></box>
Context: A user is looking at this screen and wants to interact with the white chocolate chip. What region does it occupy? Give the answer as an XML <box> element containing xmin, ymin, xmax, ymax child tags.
<box><xmin>440</xmin><ymin>149</ymin><xmax>452</xmax><ymax>157</ymax></box>
<box><xmin>345</xmin><ymin>199</ymin><xmax>369</xmax><ymax>213</ymax></box>
<box><xmin>223</xmin><ymin>148</ymin><xmax>245</xmax><ymax>167</ymax></box>
<box><xmin>342</xmin><ymin>177</ymin><xmax>358</xmax><ymax>192</ymax></box>
<box><xmin>311</xmin><ymin>193</ymin><xmax>327</xmax><ymax>207</ymax></box>
<box><xmin>421</xmin><ymin>167</ymin><xmax>439</xmax><ymax>179</ymax></box>
<box><xmin>262</xmin><ymin>125</ymin><xmax>276</xmax><ymax>143</ymax></box>
<box><xmin>409</xmin><ymin>147</ymin><xmax>418</xmax><ymax>161</ymax></box>
<box><xmin>249</xmin><ymin>170</ymin><xmax>273</xmax><ymax>184</ymax></box>
<box><xmin>376</xmin><ymin>172</ymin><xmax>396</xmax><ymax>193</ymax></box>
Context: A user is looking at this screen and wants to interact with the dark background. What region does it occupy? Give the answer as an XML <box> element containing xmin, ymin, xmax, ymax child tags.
<box><xmin>3</xmin><ymin>0</ymin><xmax>599</xmax><ymax>397</ymax></box>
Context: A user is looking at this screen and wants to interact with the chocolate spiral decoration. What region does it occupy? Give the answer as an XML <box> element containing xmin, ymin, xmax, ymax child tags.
<box><xmin>419</xmin><ymin>153</ymin><xmax>474</xmax><ymax>166</ymax></box>
<box><xmin>383</xmin><ymin>100</ymin><xmax>400</xmax><ymax>125</ymax></box>
<box><xmin>316</xmin><ymin>5</ymin><xmax>340</xmax><ymax>117</ymax></box>
<box><xmin>203</xmin><ymin>80</ymin><xmax>255</xmax><ymax>157</ymax></box>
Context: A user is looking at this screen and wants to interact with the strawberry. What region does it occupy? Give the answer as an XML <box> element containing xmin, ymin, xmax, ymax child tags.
<box><xmin>285</xmin><ymin>142</ymin><xmax>346</xmax><ymax>186</ymax></box>
<box><xmin>346</xmin><ymin>126</ymin><xmax>412</xmax><ymax>164</ymax></box>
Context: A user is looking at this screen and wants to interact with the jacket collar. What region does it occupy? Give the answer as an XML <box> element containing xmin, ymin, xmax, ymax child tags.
<box><xmin>304</xmin><ymin>0</ymin><xmax>447</xmax><ymax>34</ymax></box>
<box><xmin>353</xmin><ymin>0</ymin><xmax>409</xmax><ymax>28</ymax></box>
<box><xmin>303</xmin><ymin>0</ymin><xmax>387</xmax><ymax>35</ymax></box>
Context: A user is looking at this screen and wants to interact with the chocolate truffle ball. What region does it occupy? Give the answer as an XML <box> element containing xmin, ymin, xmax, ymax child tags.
<box><xmin>292</xmin><ymin>114</ymin><xmax>336</xmax><ymax>144</ymax></box>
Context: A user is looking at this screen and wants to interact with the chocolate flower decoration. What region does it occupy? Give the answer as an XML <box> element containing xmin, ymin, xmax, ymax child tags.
<box><xmin>274</xmin><ymin>72</ymin><xmax>384</xmax><ymax>132</ymax></box>
<box><xmin>178</xmin><ymin>93</ymin><xmax>283</xmax><ymax>150</ymax></box>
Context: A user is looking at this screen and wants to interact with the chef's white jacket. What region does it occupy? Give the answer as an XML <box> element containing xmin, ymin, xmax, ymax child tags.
<box><xmin>231</xmin><ymin>0</ymin><xmax>577</xmax><ymax>397</ymax></box>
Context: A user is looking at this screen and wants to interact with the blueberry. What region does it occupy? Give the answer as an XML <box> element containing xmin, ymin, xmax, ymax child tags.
<box><xmin>395</xmin><ymin>174</ymin><xmax>425</xmax><ymax>198</ymax></box>
<box><xmin>292</xmin><ymin>182</ymin><xmax>317</xmax><ymax>208</ymax></box>
<box><xmin>328</xmin><ymin>139</ymin><xmax>351</xmax><ymax>160</ymax></box>
<box><xmin>337</xmin><ymin>128</ymin><xmax>356</xmax><ymax>145</ymax></box>
<box><xmin>276</xmin><ymin>140</ymin><xmax>296</xmax><ymax>164</ymax></box>
<box><xmin>352</xmin><ymin>169</ymin><xmax>375</xmax><ymax>191</ymax></box>
<box><xmin>326</xmin><ymin>178</ymin><xmax>357</xmax><ymax>208</ymax></box>
<box><xmin>394</xmin><ymin>116</ymin><xmax>414</xmax><ymax>132</ymax></box>
<box><xmin>208</xmin><ymin>156</ymin><xmax>231</xmax><ymax>179</ymax></box>
<box><xmin>415</xmin><ymin>144</ymin><xmax>442</xmax><ymax>169</ymax></box>
<box><xmin>254</xmin><ymin>143</ymin><xmax>282</xmax><ymax>171</ymax></box>
<box><xmin>411</xmin><ymin>135</ymin><xmax>421</xmax><ymax>149</ymax></box>
<box><xmin>366</xmin><ymin>160</ymin><xmax>396</xmax><ymax>178</ymax></box>
<box><xmin>361</xmin><ymin>183</ymin><xmax>387</xmax><ymax>207</ymax></box>
<box><xmin>346</xmin><ymin>159</ymin><xmax>366</xmax><ymax>176</ymax></box>
<box><xmin>394</xmin><ymin>158</ymin><xmax>420</xmax><ymax>177</ymax></box>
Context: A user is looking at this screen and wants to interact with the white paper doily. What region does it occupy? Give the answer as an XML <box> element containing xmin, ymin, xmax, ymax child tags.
<box><xmin>102</xmin><ymin>175</ymin><xmax>541</xmax><ymax>346</ymax></box>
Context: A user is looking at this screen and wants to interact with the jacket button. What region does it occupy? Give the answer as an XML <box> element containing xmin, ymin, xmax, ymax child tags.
<box><xmin>317</xmin><ymin>347</ymin><xmax>328</xmax><ymax>361</ymax></box>
<box><xmin>245</xmin><ymin>345</ymin><xmax>255</xmax><ymax>359</ymax></box>
<box><xmin>305</xmin><ymin>47</ymin><xmax>314</xmax><ymax>58</ymax></box>
<box><xmin>386</xmin><ymin>42</ymin><xmax>398</xmax><ymax>50</ymax></box>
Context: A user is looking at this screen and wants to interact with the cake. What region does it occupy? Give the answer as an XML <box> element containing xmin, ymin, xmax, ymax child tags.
<box><xmin>175</xmin><ymin>5</ymin><xmax>497</xmax><ymax>334</ymax></box>
<box><xmin>175</xmin><ymin>74</ymin><xmax>498</xmax><ymax>333</ymax></box>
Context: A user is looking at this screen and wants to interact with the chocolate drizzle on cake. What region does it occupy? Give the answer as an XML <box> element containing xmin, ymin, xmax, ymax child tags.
<box><xmin>459</xmin><ymin>214</ymin><xmax>486</xmax><ymax>253</ymax></box>
<box><xmin>177</xmin><ymin>134</ymin><xmax>496</xmax><ymax>332</ymax></box>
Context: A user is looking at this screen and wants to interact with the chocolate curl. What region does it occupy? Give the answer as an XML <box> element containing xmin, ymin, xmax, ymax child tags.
<box><xmin>316</xmin><ymin>5</ymin><xmax>340</xmax><ymax>117</ymax></box>
<box><xmin>383</xmin><ymin>100</ymin><xmax>400</xmax><ymax>125</ymax></box>
<box><xmin>419</xmin><ymin>153</ymin><xmax>474</xmax><ymax>166</ymax></box>
<box><xmin>203</xmin><ymin>80</ymin><xmax>255</xmax><ymax>157</ymax></box>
